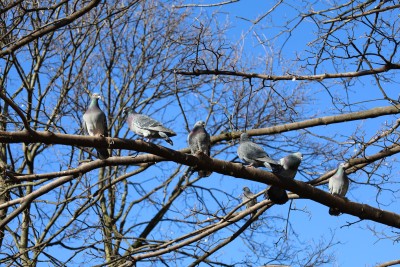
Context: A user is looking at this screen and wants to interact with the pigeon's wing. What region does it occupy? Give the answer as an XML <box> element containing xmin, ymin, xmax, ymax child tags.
<box><xmin>134</xmin><ymin>114</ymin><xmax>176</xmax><ymax>136</ymax></box>
<box><xmin>102</xmin><ymin>112</ymin><xmax>108</xmax><ymax>138</ymax></box>
<box><xmin>83</xmin><ymin>117</ymin><xmax>89</xmax><ymax>135</ymax></box>
<box><xmin>337</xmin><ymin>172</ymin><xmax>349</xmax><ymax>196</ymax></box>
<box><xmin>198</xmin><ymin>130</ymin><xmax>211</xmax><ymax>155</ymax></box>
<box><xmin>245</xmin><ymin>141</ymin><xmax>269</xmax><ymax>158</ymax></box>
<box><xmin>238</xmin><ymin>141</ymin><xmax>267</xmax><ymax>161</ymax></box>
<box><xmin>328</xmin><ymin>173</ymin><xmax>335</xmax><ymax>194</ymax></box>
<box><xmin>342</xmin><ymin>174</ymin><xmax>349</xmax><ymax>195</ymax></box>
<box><xmin>188</xmin><ymin>131</ymin><xmax>199</xmax><ymax>154</ymax></box>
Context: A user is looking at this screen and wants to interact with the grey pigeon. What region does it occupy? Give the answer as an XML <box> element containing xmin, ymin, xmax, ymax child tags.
<box><xmin>187</xmin><ymin>121</ymin><xmax>212</xmax><ymax>177</ymax></box>
<box><xmin>328</xmin><ymin>163</ymin><xmax>349</xmax><ymax>216</ymax></box>
<box><xmin>265</xmin><ymin>152</ymin><xmax>302</xmax><ymax>205</ymax></box>
<box><xmin>237</xmin><ymin>133</ymin><xmax>278</xmax><ymax>168</ymax></box>
<box><xmin>242</xmin><ymin>186</ymin><xmax>257</xmax><ymax>217</ymax></box>
<box><xmin>123</xmin><ymin>107</ymin><xmax>176</xmax><ymax>145</ymax></box>
<box><xmin>83</xmin><ymin>93</ymin><xmax>109</xmax><ymax>159</ymax></box>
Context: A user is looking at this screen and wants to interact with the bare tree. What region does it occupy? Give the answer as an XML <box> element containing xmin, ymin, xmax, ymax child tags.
<box><xmin>0</xmin><ymin>0</ymin><xmax>399</xmax><ymax>266</ymax></box>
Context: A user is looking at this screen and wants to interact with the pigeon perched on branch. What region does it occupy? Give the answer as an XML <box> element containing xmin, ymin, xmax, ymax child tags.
<box><xmin>242</xmin><ymin>186</ymin><xmax>257</xmax><ymax>217</ymax></box>
<box><xmin>265</xmin><ymin>152</ymin><xmax>302</xmax><ymax>205</ymax></box>
<box><xmin>123</xmin><ymin>107</ymin><xmax>176</xmax><ymax>145</ymax></box>
<box><xmin>271</xmin><ymin>152</ymin><xmax>303</xmax><ymax>179</ymax></box>
<box><xmin>83</xmin><ymin>93</ymin><xmax>109</xmax><ymax>159</ymax></box>
<box><xmin>187</xmin><ymin>121</ymin><xmax>212</xmax><ymax>177</ymax></box>
<box><xmin>237</xmin><ymin>133</ymin><xmax>278</xmax><ymax>168</ymax></box>
<box><xmin>328</xmin><ymin>163</ymin><xmax>349</xmax><ymax>216</ymax></box>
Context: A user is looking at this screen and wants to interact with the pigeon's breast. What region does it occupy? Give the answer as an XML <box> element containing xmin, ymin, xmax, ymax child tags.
<box><xmin>84</xmin><ymin>112</ymin><xmax>105</xmax><ymax>136</ymax></box>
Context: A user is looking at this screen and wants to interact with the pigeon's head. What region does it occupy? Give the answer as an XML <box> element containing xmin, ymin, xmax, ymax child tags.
<box><xmin>90</xmin><ymin>93</ymin><xmax>103</xmax><ymax>101</ymax></box>
<box><xmin>338</xmin><ymin>163</ymin><xmax>346</xmax><ymax>169</ymax></box>
<box><xmin>193</xmin><ymin>120</ymin><xmax>205</xmax><ymax>129</ymax></box>
<box><xmin>240</xmin><ymin>133</ymin><xmax>250</xmax><ymax>142</ymax></box>
<box><xmin>242</xmin><ymin>186</ymin><xmax>250</xmax><ymax>193</ymax></box>
<box><xmin>122</xmin><ymin>107</ymin><xmax>135</xmax><ymax>115</ymax></box>
<box><xmin>293</xmin><ymin>152</ymin><xmax>303</xmax><ymax>160</ymax></box>
<box><xmin>282</xmin><ymin>152</ymin><xmax>303</xmax><ymax>170</ymax></box>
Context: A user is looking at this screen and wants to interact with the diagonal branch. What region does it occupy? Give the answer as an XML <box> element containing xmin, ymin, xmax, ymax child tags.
<box><xmin>0</xmin><ymin>0</ymin><xmax>101</xmax><ymax>57</ymax></box>
<box><xmin>1</xmin><ymin>135</ymin><xmax>400</xmax><ymax>229</ymax></box>
<box><xmin>0</xmin><ymin>104</ymin><xmax>399</xmax><ymax>148</ymax></box>
<box><xmin>374</xmin><ymin>259</ymin><xmax>400</xmax><ymax>267</ymax></box>
<box><xmin>1</xmin><ymin>105</ymin><xmax>400</xmax><ymax>228</ymax></box>
<box><xmin>0</xmin><ymin>91</ymin><xmax>33</xmax><ymax>133</ymax></box>
<box><xmin>175</xmin><ymin>63</ymin><xmax>400</xmax><ymax>81</ymax></box>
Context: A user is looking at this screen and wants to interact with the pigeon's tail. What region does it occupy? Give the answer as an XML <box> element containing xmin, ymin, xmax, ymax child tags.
<box><xmin>96</xmin><ymin>148</ymin><xmax>109</xmax><ymax>160</ymax></box>
<box><xmin>270</xmin><ymin>164</ymin><xmax>283</xmax><ymax>174</ymax></box>
<box><xmin>165</xmin><ymin>137</ymin><xmax>173</xmax><ymax>146</ymax></box>
<box><xmin>265</xmin><ymin>186</ymin><xmax>289</xmax><ymax>205</ymax></box>
<box><xmin>159</xmin><ymin>132</ymin><xmax>174</xmax><ymax>145</ymax></box>
<box><xmin>329</xmin><ymin>207</ymin><xmax>341</xmax><ymax>216</ymax></box>
<box><xmin>263</xmin><ymin>162</ymin><xmax>273</xmax><ymax>170</ymax></box>
<box><xmin>198</xmin><ymin>170</ymin><xmax>212</xmax><ymax>178</ymax></box>
<box><xmin>264</xmin><ymin>161</ymin><xmax>281</xmax><ymax>170</ymax></box>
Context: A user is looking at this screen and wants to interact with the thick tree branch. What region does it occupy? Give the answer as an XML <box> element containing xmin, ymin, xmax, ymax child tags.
<box><xmin>0</xmin><ymin>104</ymin><xmax>398</xmax><ymax>147</ymax></box>
<box><xmin>1</xmin><ymin>132</ymin><xmax>400</xmax><ymax>229</ymax></box>
<box><xmin>212</xmin><ymin>104</ymin><xmax>400</xmax><ymax>142</ymax></box>
<box><xmin>0</xmin><ymin>104</ymin><xmax>400</xmax><ymax>230</ymax></box>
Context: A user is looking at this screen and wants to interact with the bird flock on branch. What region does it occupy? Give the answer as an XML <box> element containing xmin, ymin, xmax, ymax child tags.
<box><xmin>83</xmin><ymin>93</ymin><xmax>350</xmax><ymax>218</ymax></box>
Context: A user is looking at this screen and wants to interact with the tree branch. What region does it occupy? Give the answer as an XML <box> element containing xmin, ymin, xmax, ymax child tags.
<box><xmin>374</xmin><ymin>259</ymin><xmax>400</xmax><ymax>267</ymax></box>
<box><xmin>0</xmin><ymin>91</ymin><xmax>33</xmax><ymax>133</ymax></box>
<box><xmin>0</xmin><ymin>104</ymin><xmax>398</xmax><ymax>148</ymax></box>
<box><xmin>1</xmin><ymin>132</ymin><xmax>400</xmax><ymax>229</ymax></box>
<box><xmin>175</xmin><ymin>63</ymin><xmax>400</xmax><ymax>81</ymax></box>
<box><xmin>0</xmin><ymin>0</ymin><xmax>101</xmax><ymax>57</ymax></box>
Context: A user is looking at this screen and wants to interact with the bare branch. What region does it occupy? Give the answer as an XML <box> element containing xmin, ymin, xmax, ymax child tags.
<box><xmin>172</xmin><ymin>0</ymin><xmax>239</xmax><ymax>8</ymax></box>
<box><xmin>0</xmin><ymin>0</ymin><xmax>101</xmax><ymax>57</ymax></box>
<box><xmin>175</xmin><ymin>63</ymin><xmax>400</xmax><ymax>81</ymax></box>
<box><xmin>374</xmin><ymin>259</ymin><xmax>400</xmax><ymax>267</ymax></box>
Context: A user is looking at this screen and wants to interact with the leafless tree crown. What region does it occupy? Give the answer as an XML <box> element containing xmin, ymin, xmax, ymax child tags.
<box><xmin>0</xmin><ymin>0</ymin><xmax>399</xmax><ymax>266</ymax></box>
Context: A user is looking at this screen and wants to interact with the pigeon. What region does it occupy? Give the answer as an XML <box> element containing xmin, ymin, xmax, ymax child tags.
<box><xmin>265</xmin><ymin>152</ymin><xmax>303</xmax><ymax>205</ymax></box>
<box><xmin>328</xmin><ymin>163</ymin><xmax>349</xmax><ymax>216</ymax></box>
<box><xmin>237</xmin><ymin>133</ymin><xmax>278</xmax><ymax>168</ymax></box>
<box><xmin>83</xmin><ymin>93</ymin><xmax>109</xmax><ymax>159</ymax></box>
<box><xmin>123</xmin><ymin>107</ymin><xmax>176</xmax><ymax>145</ymax></box>
<box><xmin>242</xmin><ymin>187</ymin><xmax>257</xmax><ymax>217</ymax></box>
<box><xmin>187</xmin><ymin>121</ymin><xmax>212</xmax><ymax>177</ymax></box>
<box><xmin>271</xmin><ymin>152</ymin><xmax>303</xmax><ymax>179</ymax></box>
